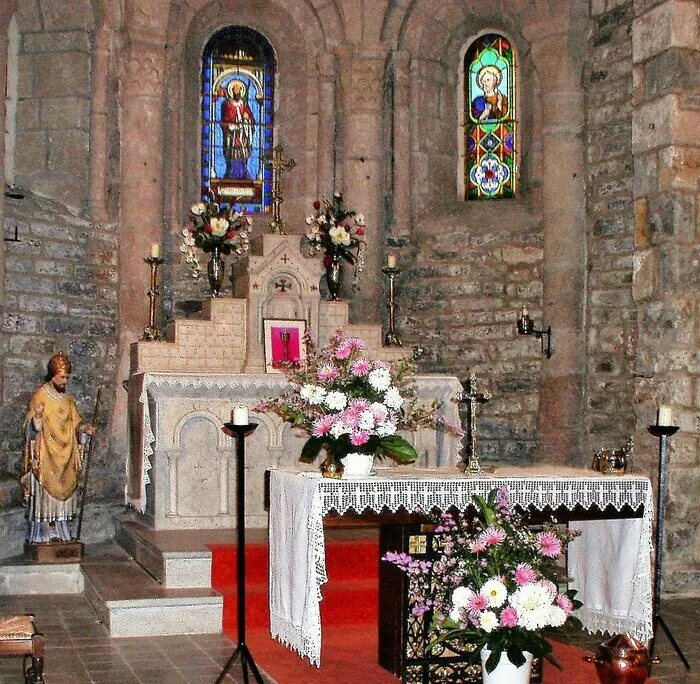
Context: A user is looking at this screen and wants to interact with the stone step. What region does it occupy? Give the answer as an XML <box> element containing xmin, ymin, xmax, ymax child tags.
<box><xmin>82</xmin><ymin>547</ymin><xmax>223</xmax><ymax>638</ymax></box>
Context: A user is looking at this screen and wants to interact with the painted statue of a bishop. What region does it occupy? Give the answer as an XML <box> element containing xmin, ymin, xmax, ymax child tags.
<box><xmin>21</xmin><ymin>352</ymin><xmax>96</xmax><ymax>543</ymax></box>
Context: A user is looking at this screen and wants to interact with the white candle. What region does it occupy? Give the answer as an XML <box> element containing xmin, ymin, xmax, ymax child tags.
<box><xmin>150</xmin><ymin>243</ymin><xmax>161</xmax><ymax>258</ymax></box>
<box><xmin>521</xmin><ymin>305</ymin><xmax>529</xmax><ymax>317</ymax></box>
<box><xmin>657</xmin><ymin>405</ymin><xmax>674</xmax><ymax>426</ymax></box>
<box><xmin>232</xmin><ymin>406</ymin><xmax>249</xmax><ymax>425</ymax></box>
<box><xmin>387</xmin><ymin>255</ymin><xmax>397</xmax><ymax>268</ymax></box>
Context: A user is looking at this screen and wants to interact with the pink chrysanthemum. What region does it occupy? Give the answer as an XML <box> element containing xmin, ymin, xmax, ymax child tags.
<box><xmin>370</xmin><ymin>404</ymin><xmax>388</xmax><ymax>423</ymax></box>
<box><xmin>500</xmin><ymin>606</ymin><xmax>519</xmax><ymax>628</ymax></box>
<box><xmin>317</xmin><ymin>363</ymin><xmax>339</xmax><ymax>382</ymax></box>
<box><xmin>350</xmin><ymin>430</ymin><xmax>370</xmax><ymax>446</ymax></box>
<box><xmin>334</xmin><ymin>342</ymin><xmax>352</xmax><ymax>359</ymax></box>
<box><xmin>348</xmin><ymin>398</ymin><xmax>370</xmax><ymax>412</ymax></box>
<box><xmin>350</xmin><ymin>358</ymin><xmax>372</xmax><ymax>377</ymax></box>
<box><xmin>514</xmin><ymin>563</ymin><xmax>538</xmax><ymax>585</ymax></box>
<box><xmin>556</xmin><ymin>594</ymin><xmax>574</xmax><ymax>616</ymax></box>
<box><xmin>374</xmin><ymin>360</ymin><xmax>390</xmax><ymax>370</ymax></box>
<box><xmin>469</xmin><ymin>540</ymin><xmax>487</xmax><ymax>554</ymax></box>
<box><xmin>479</xmin><ymin>525</ymin><xmax>506</xmax><ymax>547</ymax></box>
<box><xmin>536</xmin><ymin>532</ymin><xmax>562</xmax><ymax>558</ymax></box>
<box><xmin>468</xmin><ymin>593</ymin><xmax>489</xmax><ymax>613</ymax></box>
<box><xmin>347</xmin><ymin>337</ymin><xmax>365</xmax><ymax>351</ymax></box>
<box><xmin>312</xmin><ymin>415</ymin><xmax>335</xmax><ymax>437</ymax></box>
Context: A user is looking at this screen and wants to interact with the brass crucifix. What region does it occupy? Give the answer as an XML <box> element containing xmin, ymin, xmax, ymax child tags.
<box><xmin>459</xmin><ymin>373</ymin><xmax>492</xmax><ymax>476</ymax></box>
<box><xmin>263</xmin><ymin>145</ymin><xmax>296</xmax><ymax>234</ymax></box>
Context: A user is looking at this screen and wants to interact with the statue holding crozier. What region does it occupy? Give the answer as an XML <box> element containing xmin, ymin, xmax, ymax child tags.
<box><xmin>20</xmin><ymin>352</ymin><xmax>96</xmax><ymax>561</ymax></box>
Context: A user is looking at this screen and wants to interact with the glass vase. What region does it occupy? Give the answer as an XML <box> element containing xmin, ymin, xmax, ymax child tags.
<box><xmin>207</xmin><ymin>245</ymin><xmax>225</xmax><ymax>298</ymax></box>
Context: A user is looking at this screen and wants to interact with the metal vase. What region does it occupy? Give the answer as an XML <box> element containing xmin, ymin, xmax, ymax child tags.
<box><xmin>325</xmin><ymin>252</ymin><xmax>343</xmax><ymax>301</ymax></box>
<box><xmin>207</xmin><ymin>245</ymin><xmax>225</xmax><ymax>298</ymax></box>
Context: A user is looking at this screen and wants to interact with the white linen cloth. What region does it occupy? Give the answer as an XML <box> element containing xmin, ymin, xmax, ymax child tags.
<box><xmin>268</xmin><ymin>466</ymin><xmax>653</xmax><ymax>667</ymax></box>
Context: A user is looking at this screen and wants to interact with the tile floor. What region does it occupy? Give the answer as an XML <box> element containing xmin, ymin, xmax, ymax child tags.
<box><xmin>0</xmin><ymin>593</ymin><xmax>698</xmax><ymax>683</ymax></box>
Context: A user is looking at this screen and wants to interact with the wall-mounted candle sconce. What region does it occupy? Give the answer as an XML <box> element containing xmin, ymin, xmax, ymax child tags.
<box><xmin>517</xmin><ymin>306</ymin><xmax>553</xmax><ymax>358</ymax></box>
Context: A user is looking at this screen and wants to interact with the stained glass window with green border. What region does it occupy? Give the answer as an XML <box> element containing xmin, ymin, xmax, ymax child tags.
<box><xmin>465</xmin><ymin>34</ymin><xmax>516</xmax><ymax>199</ymax></box>
<box><xmin>201</xmin><ymin>26</ymin><xmax>275</xmax><ymax>212</ymax></box>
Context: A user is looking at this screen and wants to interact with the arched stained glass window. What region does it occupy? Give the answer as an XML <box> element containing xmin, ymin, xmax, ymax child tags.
<box><xmin>465</xmin><ymin>34</ymin><xmax>516</xmax><ymax>199</ymax></box>
<box><xmin>201</xmin><ymin>26</ymin><xmax>275</xmax><ymax>212</ymax></box>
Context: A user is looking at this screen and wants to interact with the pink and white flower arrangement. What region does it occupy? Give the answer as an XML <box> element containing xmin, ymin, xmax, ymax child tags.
<box><xmin>383</xmin><ymin>487</ymin><xmax>582</xmax><ymax>674</ymax></box>
<box><xmin>180</xmin><ymin>197</ymin><xmax>252</xmax><ymax>278</ymax></box>
<box><xmin>256</xmin><ymin>331</ymin><xmax>458</xmax><ymax>466</ymax></box>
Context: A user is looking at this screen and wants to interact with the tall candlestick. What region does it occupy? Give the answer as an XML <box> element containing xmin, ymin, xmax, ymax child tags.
<box><xmin>233</xmin><ymin>406</ymin><xmax>249</xmax><ymax>425</ymax></box>
<box><xmin>150</xmin><ymin>243</ymin><xmax>161</xmax><ymax>258</ymax></box>
<box><xmin>657</xmin><ymin>405</ymin><xmax>674</xmax><ymax>427</ymax></box>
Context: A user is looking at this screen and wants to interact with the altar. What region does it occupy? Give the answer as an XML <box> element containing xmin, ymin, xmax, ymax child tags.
<box><xmin>268</xmin><ymin>467</ymin><xmax>654</xmax><ymax>668</ymax></box>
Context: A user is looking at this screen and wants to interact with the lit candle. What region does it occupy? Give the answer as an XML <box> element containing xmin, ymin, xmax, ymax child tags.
<box><xmin>387</xmin><ymin>255</ymin><xmax>397</xmax><ymax>269</ymax></box>
<box><xmin>521</xmin><ymin>306</ymin><xmax>529</xmax><ymax>318</ymax></box>
<box><xmin>150</xmin><ymin>243</ymin><xmax>161</xmax><ymax>258</ymax></box>
<box><xmin>232</xmin><ymin>406</ymin><xmax>249</xmax><ymax>425</ymax></box>
<box><xmin>657</xmin><ymin>405</ymin><xmax>673</xmax><ymax>427</ymax></box>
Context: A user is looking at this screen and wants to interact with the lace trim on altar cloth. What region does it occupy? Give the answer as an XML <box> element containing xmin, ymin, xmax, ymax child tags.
<box><xmin>577</xmin><ymin>606</ymin><xmax>653</xmax><ymax>643</ymax></box>
<box><xmin>270</xmin><ymin>614</ymin><xmax>322</xmax><ymax>668</ymax></box>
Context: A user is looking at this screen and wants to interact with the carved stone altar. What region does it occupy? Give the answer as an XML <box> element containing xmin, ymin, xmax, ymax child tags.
<box><xmin>127</xmin><ymin>234</ymin><xmax>463</xmax><ymax>530</ymax></box>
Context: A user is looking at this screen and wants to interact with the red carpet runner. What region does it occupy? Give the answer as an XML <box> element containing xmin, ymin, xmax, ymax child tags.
<box><xmin>209</xmin><ymin>535</ymin><xmax>613</xmax><ymax>683</ymax></box>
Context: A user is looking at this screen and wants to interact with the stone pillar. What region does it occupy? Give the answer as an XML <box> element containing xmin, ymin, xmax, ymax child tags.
<box><xmin>337</xmin><ymin>44</ymin><xmax>387</xmax><ymax>323</ymax></box>
<box><xmin>529</xmin><ymin>32</ymin><xmax>587</xmax><ymax>465</ymax></box>
<box><xmin>113</xmin><ymin>0</ymin><xmax>171</xmax><ymax>448</ymax></box>
<box><xmin>316</xmin><ymin>52</ymin><xmax>336</xmax><ymax>200</ymax></box>
<box><xmin>390</xmin><ymin>50</ymin><xmax>412</xmax><ymax>243</ymax></box>
<box><xmin>631</xmin><ymin>0</ymin><xmax>700</xmax><ymax>589</ymax></box>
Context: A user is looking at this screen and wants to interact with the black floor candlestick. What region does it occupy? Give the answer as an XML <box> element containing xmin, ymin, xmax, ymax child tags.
<box><xmin>648</xmin><ymin>424</ymin><xmax>691</xmax><ymax>672</ymax></box>
<box><xmin>215</xmin><ymin>422</ymin><xmax>264</xmax><ymax>684</ymax></box>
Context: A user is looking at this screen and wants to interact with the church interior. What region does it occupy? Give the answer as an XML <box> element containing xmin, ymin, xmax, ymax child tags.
<box><xmin>0</xmin><ymin>0</ymin><xmax>699</xmax><ymax>682</ymax></box>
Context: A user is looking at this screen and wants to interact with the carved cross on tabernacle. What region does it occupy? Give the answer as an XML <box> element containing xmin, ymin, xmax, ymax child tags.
<box><xmin>263</xmin><ymin>145</ymin><xmax>296</xmax><ymax>235</ymax></box>
<box><xmin>274</xmin><ymin>278</ymin><xmax>291</xmax><ymax>293</ymax></box>
<box><xmin>281</xmin><ymin>254</ymin><xmax>290</xmax><ymax>264</ymax></box>
<box><xmin>459</xmin><ymin>373</ymin><xmax>492</xmax><ymax>475</ymax></box>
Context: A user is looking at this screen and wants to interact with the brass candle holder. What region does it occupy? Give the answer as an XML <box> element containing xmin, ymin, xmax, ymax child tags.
<box><xmin>143</xmin><ymin>255</ymin><xmax>164</xmax><ymax>341</ymax></box>
<box><xmin>383</xmin><ymin>265</ymin><xmax>402</xmax><ymax>347</ymax></box>
<box><xmin>517</xmin><ymin>306</ymin><xmax>552</xmax><ymax>358</ymax></box>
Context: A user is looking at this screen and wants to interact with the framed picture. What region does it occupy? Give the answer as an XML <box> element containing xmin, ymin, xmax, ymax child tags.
<box><xmin>263</xmin><ymin>319</ymin><xmax>307</xmax><ymax>373</ymax></box>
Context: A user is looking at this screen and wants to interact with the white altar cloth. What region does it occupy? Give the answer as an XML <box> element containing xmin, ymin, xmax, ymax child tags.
<box><xmin>268</xmin><ymin>466</ymin><xmax>653</xmax><ymax>667</ymax></box>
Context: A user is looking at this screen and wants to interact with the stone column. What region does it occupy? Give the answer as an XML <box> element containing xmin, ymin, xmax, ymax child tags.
<box><xmin>390</xmin><ymin>50</ymin><xmax>412</xmax><ymax>242</ymax></box>
<box><xmin>528</xmin><ymin>30</ymin><xmax>587</xmax><ymax>465</ymax></box>
<box><xmin>113</xmin><ymin>0</ymin><xmax>171</xmax><ymax>448</ymax></box>
<box><xmin>631</xmin><ymin>0</ymin><xmax>700</xmax><ymax>589</ymax></box>
<box><xmin>316</xmin><ymin>52</ymin><xmax>336</xmax><ymax>200</ymax></box>
<box><xmin>337</xmin><ymin>44</ymin><xmax>387</xmax><ymax>324</ymax></box>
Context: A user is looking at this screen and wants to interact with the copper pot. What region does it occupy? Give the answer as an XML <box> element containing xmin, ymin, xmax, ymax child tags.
<box><xmin>583</xmin><ymin>634</ymin><xmax>659</xmax><ymax>684</ymax></box>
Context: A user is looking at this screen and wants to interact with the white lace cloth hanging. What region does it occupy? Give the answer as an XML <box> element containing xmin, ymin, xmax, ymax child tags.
<box><xmin>268</xmin><ymin>466</ymin><xmax>653</xmax><ymax>668</ymax></box>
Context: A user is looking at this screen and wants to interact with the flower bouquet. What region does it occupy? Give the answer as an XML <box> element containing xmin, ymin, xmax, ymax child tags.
<box><xmin>305</xmin><ymin>192</ymin><xmax>366</xmax><ymax>298</ymax></box>
<box><xmin>256</xmin><ymin>331</ymin><xmax>458</xmax><ymax>473</ymax></box>
<box><xmin>180</xmin><ymin>199</ymin><xmax>252</xmax><ymax>294</ymax></box>
<box><xmin>384</xmin><ymin>487</ymin><xmax>582</xmax><ymax>679</ymax></box>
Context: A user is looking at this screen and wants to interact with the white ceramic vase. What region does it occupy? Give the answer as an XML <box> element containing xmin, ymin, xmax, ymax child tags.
<box><xmin>480</xmin><ymin>648</ymin><xmax>533</xmax><ymax>684</ymax></box>
<box><xmin>340</xmin><ymin>452</ymin><xmax>375</xmax><ymax>477</ymax></box>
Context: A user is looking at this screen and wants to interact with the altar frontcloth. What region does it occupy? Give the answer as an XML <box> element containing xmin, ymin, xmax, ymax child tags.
<box><xmin>268</xmin><ymin>466</ymin><xmax>653</xmax><ymax>667</ymax></box>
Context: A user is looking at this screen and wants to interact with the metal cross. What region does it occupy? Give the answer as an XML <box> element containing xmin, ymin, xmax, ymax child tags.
<box><xmin>459</xmin><ymin>373</ymin><xmax>492</xmax><ymax>475</ymax></box>
<box><xmin>263</xmin><ymin>145</ymin><xmax>296</xmax><ymax>234</ymax></box>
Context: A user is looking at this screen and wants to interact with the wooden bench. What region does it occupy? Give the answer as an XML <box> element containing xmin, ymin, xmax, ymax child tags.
<box><xmin>0</xmin><ymin>615</ymin><xmax>45</xmax><ymax>683</ymax></box>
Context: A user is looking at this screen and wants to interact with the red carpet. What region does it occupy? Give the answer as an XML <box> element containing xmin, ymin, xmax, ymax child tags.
<box><xmin>209</xmin><ymin>535</ymin><xmax>649</xmax><ymax>683</ymax></box>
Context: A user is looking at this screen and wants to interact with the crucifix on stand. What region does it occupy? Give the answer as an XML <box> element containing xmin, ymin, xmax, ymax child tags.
<box><xmin>459</xmin><ymin>374</ymin><xmax>492</xmax><ymax>475</ymax></box>
<box><xmin>263</xmin><ymin>145</ymin><xmax>296</xmax><ymax>234</ymax></box>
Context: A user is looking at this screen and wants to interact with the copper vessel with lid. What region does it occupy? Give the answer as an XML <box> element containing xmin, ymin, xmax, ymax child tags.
<box><xmin>584</xmin><ymin>634</ymin><xmax>658</xmax><ymax>684</ymax></box>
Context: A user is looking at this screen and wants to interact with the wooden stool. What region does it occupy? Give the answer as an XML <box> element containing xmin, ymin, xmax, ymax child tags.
<box><xmin>0</xmin><ymin>615</ymin><xmax>45</xmax><ymax>683</ymax></box>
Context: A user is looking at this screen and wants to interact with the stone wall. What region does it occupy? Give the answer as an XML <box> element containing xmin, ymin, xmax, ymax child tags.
<box><xmin>584</xmin><ymin>3</ymin><xmax>637</xmax><ymax>455</ymax></box>
<box><xmin>13</xmin><ymin>0</ymin><xmax>92</xmax><ymax>210</ymax></box>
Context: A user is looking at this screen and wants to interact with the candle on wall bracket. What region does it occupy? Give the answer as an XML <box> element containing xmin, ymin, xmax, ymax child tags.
<box><xmin>516</xmin><ymin>306</ymin><xmax>553</xmax><ymax>358</ymax></box>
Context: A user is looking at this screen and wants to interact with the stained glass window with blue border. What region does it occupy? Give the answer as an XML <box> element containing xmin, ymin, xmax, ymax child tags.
<box><xmin>465</xmin><ymin>34</ymin><xmax>516</xmax><ymax>199</ymax></box>
<box><xmin>201</xmin><ymin>26</ymin><xmax>275</xmax><ymax>213</ymax></box>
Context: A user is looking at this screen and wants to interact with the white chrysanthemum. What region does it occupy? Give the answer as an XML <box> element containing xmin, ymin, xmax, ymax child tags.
<box><xmin>479</xmin><ymin>610</ymin><xmax>499</xmax><ymax>633</ymax></box>
<box><xmin>325</xmin><ymin>391</ymin><xmax>348</xmax><ymax>411</ymax></box>
<box><xmin>358</xmin><ymin>410</ymin><xmax>375</xmax><ymax>430</ymax></box>
<box><xmin>384</xmin><ymin>386</ymin><xmax>404</xmax><ymax>410</ymax></box>
<box><xmin>510</xmin><ymin>584</ymin><xmax>556</xmax><ymax>631</ymax></box>
<box><xmin>546</xmin><ymin>606</ymin><xmax>567</xmax><ymax>628</ymax></box>
<box><xmin>482</xmin><ymin>579</ymin><xmax>508</xmax><ymax>608</ymax></box>
<box><xmin>451</xmin><ymin>586</ymin><xmax>474</xmax><ymax>609</ymax></box>
<box><xmin>299</xmin><ymin>384</ymin><xmax>327</xmax><ymax>405</ymax></box>
<box><xmin>376</xmin><ymin>421</ymin><xmax>397</xmax><ymax>437</ymax></box>
<box><xmin>368</xmin><ymin>368</ymin><xmax>392</xmax><ymax>392</ymax></box>
<box><xmin>330</xmin><ymin>421</ymin><xmax>350</xmax><ymax>438</ymax></box>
